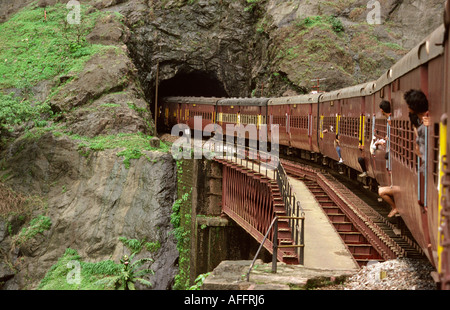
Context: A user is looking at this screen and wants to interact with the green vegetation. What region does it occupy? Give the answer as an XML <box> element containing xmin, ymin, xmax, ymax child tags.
<box><xmin>38</xmin><ymin>248</ymin><xmax>154</xmax><ymax>290</ymax></box>
<box><xmin>93</xmin><ymin>253</ymin><xmax>154</xmax><ymax>290</ymax></box>
<box><xmin>0</xmin><ymin>4</ymin><xmax>104</xmax><ymax>89</ymax></box>
<box><xmin>296</xmin><ymin>15</ymin><xmax>344</xmax><ymax>34</ymax></box>
<box><xmin>171</xmin><ymin>160</ymin><xmax>193</xmax><ymax>290</ymax></box>
<box><xmin>189</xmin><ymin>272</ymin><xmax>211</xmax><ymax>290</ymax></box>
<box><xmin>0</xmin><ymin>3</ymin><xmax>108</xmax><ymax>133</ymax></box>
<box><xmin>5</xmin><ymin>123</ymin><xmax>170</xmax><ymax>168</ymax></box>
<box><xmin>73</xmin><ymin>132</ymin><xmax>170</xmax><ymax>168</ymax></box>
<box><xmin>0</xmin><ymin>93</ymin><xmax>48</xmax><ymax>133</ymax></box>
<box><xmin>244</xmin><ymin>0</ymin><xmax>263</xmax><ymax>12</ymax></box>
<box><xmin>119</xmin><ymin>236</ymin><xmax>161</xmax><ymax>254</ymax></box>
<box><xmin>38</xmin><ymin>248</ymin><xmax>121</xmax><ymax>290</ymax></box>
<box><xmin>12</xmin><ymin>215</ymin><xmax>51</xmax><ymax>246</ymax></box>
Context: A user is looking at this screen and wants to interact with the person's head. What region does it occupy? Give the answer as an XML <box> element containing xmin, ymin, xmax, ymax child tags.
<box><xmin>408</xmin><ymin>112</ymin><xmax>421</xmax><ymax>128</ymax></box>
<box><xmin>379</xmin><ymin>100</ymin><xmax>391</xmax><ymax>116</ymax></box>
<box><xmin>404</xmin><ymin>89</ymin><xmax>428</xmax><ymax>116</ymax></box>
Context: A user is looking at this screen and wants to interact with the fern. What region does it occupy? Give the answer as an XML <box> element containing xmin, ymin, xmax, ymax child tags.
<box><xmin>93</xmin><ymin>253</ymin><xmax>154</xmax><ymax>290</ymax></box>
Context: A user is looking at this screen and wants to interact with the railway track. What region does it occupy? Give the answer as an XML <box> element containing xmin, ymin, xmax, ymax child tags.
<box><xmin>280</xmin><ymin>158</ymin><xmax>426</xmax><ymax>267</ymax></box>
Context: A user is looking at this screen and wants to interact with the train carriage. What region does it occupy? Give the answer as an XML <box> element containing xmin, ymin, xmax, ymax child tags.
<box><xmin>441</xmin><ymin>0</ymin><xmax>450</xmax><ymax>289</ymax></box>
<box><xmin>161</xmin><ymin>96</ymin><xmax>220</xmax><ymax>134</ymax></box>
<box><xmin>269</xmin><ymin>93</ymin><xmax>321</xmax><ymax>153</ymax></box>
<box><xmin>185</xmin><ymin>97</ymin><xmax>219</xmax><ymax>133</ymax></box>
<box><xmin>267</xmin><ymin>98</ymin><xmax>290</xmax><ymax>147</ymax></box>
<box><xmin>317</xmin><ymin>89</ymin><xmax>342</xmax><ymax>163</ymax></box>
<box><xmin>370</xmin><ymin>23</ymin><xmax>446</xmax><ymax>269</ymax></box>
<box><xmin>216</xmin><ymin>98</ymin><xmax>269</xmax><ymax>141</ymax></box>
<box><xmin>160</xmin><ymin>96</ymin><xmax>181</xmax><ymax>131</ymax></box>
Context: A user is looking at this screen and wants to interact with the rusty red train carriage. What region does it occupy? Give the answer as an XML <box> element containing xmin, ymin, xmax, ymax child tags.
<box><xmin>161</xmin><ymin>3</ymin><xmax>450</xmax><ymax>288</ymax></box>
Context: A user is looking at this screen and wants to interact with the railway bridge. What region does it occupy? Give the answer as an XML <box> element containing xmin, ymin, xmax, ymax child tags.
<box><xmin>181</xmin><ymin>139</ymin><xmax>413</xmax><ymax>286</ymax></box>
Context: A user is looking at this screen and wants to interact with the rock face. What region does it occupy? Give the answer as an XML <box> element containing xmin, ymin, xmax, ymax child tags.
<box><xmin>2</xmin><ymin>0</ymin><xmax>446</xmax><ymax>96</ymax></box>
<box><xmin>0</xmin><ymin>3</ymin><xmax>178</xmax><ymax>290</ymax></box>
<box><xmin>0</xmin><ymin>133</ymin><xmax>178</xmax><ymax>290</ymax></box>
<box><xmin>122</xmin><ymin>0</ymin><xmax>446</xmax><ymax>97</ymax></box>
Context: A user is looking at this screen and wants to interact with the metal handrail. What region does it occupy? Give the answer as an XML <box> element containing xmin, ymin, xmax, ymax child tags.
<box><xmin>246</xmin><ymin>217</ymin><xmax>278</xmax><ymax>282</ymax></box>
<box><xmin>246</xmin><ymin>214</ymin><xmax>305</xmax><ymax>282</ymax></box>
<box><xmin>204</xmin><ymin>138</ymin><xmax>306</xmax><ymax>273</ymax></box>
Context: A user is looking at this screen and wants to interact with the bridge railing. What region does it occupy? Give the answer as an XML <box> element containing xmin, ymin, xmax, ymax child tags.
<box><xmin>204</xmin><ymin>138</ymin><xmax>305</xmax><ymax>265</ymax></box>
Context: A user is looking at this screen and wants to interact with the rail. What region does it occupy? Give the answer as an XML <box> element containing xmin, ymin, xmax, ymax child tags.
<box><xmin>246</xmin><ymin>213</ymin><xmax>305</xmax><ymax>282</ymax></box>
<box><xmin>203</xmin><ymin>138</ymin><xmax>305</xmax><ymax>269</ymax></box>
<box><xmin>276</xmin><ymin>161</ymin><xmax>305</xmax><ymax>264</ymax></box>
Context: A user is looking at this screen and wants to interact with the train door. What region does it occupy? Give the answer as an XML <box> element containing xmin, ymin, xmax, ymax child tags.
<box><xmin>311</xmin><ymin>100</ymin><xmax>321</xmax><ymax>154</ymax></box>
<box><xmin>308</xmin><ymin>103</ymin><xmax>314</xmax><ymax>151</ymax></box>
<box><xmin>268</xmin><ymin>103</ymin><xmax>289</xmax><ymax>147</ymax></box>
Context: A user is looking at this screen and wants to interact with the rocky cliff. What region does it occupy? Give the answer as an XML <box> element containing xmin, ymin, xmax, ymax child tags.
<box><xmin>0</xmin><ymin>0</ymin><xmax>447</xmax><ymax>290</ymax></box>
<box><xmin>0</xmin><ymin>2</ymin><xmax>178</xmax><ymax>290</ymax></box>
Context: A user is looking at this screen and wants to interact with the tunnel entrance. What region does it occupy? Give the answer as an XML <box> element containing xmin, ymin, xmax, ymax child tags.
<box><xmin>158</xmin><ymin>70</ymin><xmax>228</xmax><ymax>98</ymax></box>
<box><xmin>155</xmin><ymin>70</ymin><xmax>229</xmax><ymax>134</ymax></box>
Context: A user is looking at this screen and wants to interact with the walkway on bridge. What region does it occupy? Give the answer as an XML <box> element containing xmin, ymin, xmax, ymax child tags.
<box><xmin>215</xmin><ymin>150</ymin><xmax>359</xmax><ymax>271</ymax></box>
<box><xmin>287</xmin><ymin>176</ymin><xmax>359</xmax><ymax>270</ymax></box>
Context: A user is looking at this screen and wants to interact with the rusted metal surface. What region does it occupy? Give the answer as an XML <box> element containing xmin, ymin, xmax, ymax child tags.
<box><xmin>218</xmin><ymin>159</ymin><xmax>299</xmax><ymax>264</ymax></box>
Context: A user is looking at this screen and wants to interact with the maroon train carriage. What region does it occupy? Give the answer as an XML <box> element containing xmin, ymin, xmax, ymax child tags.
<box><xmin>161</xmin><ymin>96</ymin><xmax>220</xmax><ymax>133</ymax></box>
<box><xmin>367</xmin><ymin>23</ymin><xmax>446</xmax><ymax>273</ymax></box>
<box><xmin>267</xmin><ymin>93</ymin><xmax>321</xmax><ymax>154</ymax></box>
<box><xmin>216</xmin><ymin>97</ymin><xmax>269</xmax><ymax>141</ymax></box>
<box><xmin>318</xmin><ymin>84</ymin><xmax>370</xmax><ymax>172</ymax></box>
<box><xmin>267</xmin><ymin>98</ymin><xmax>290</xmax><ymax>147</ymax></box>
<box><xmin>160</xmin><ymin>96</ymin><xmax>181</xmax><ymax>131</ymax></box>
<box><xmin>441</xmin><ymin>0</ymin><xmax>450</xmax><ymax>289</ymax></box>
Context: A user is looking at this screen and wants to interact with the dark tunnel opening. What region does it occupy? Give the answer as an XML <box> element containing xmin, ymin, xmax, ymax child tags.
<box><xmin>154</xmin><ymin>70</ymin><xmax>229</xmax><ymax>134</ymax></box>
<box><xmin>158</xmin><ymin>71</ymin><xmax>229</xmax><ymax>99</ymax></box>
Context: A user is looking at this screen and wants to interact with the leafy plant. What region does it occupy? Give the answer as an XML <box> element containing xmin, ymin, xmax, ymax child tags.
<box><xmin>189</xmin><ymin>272</ymin><xmax>210</xmax><ymax>290</ymax></box>
<box><xmin>0</xmin><ymin>92</ymin><xmax>50</xmax><ymax>133</ymax></box>
<box><xmin>296</xmin><ymin>15</ymin><xmax>344</xmax><ymax>34</ymax></box>
<box><xmin>93</xmin><ymin>253</ymin><xmax>154</xmax><ymax>290</ymax></box>
<box><xmin>244</xmin><ymin>0</ymin><xmax>264</xmax><ymax>13</ymax></box>
<box><xmin>119</xmin><ymin>236</ymin><xmax>161</xmax><ymax>255</ymax></box>
<box><xmin>328</xmin><ymin>16</ymin><xmax>344</xmax><ymax>33</ymax></box>
<box><xmin>12</xmin><ymin>215</ymin><xmax>52</xmax><ymax>246</ymax></box>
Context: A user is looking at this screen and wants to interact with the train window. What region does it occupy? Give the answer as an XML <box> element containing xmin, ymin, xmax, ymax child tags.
<box><xmin>390</xmin><ymin>119</ymin><xmax>418</xmax><ymax>170</ymax></box>
<box><xmin>375</xmin><ymin>118</ymin><xmax>387</xmax><ymax>139</ymax></box>
<box><xmin>290</xmin><ymin>116</ymin><xmax>309</xmax><ymax>129</ymax></box>
<box><xmin>291</xmin><ymin>116</ymin><xmax>297</xmax><ymax>128</ymax></box>
<box><xmin>273</xmin><ymin>115</ymin><xmax>286</xmax><ymax>127</ymax></box>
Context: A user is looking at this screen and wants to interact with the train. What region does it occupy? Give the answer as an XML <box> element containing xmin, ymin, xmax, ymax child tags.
<box><xmin>159</xmin><ymin>3</ymin><xmax>450</xmax><ymax>289</ymax></box>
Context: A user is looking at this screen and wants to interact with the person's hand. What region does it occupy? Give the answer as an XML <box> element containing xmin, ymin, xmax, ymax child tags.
<box><xmin>422</xmin><ymin>112</ymin><xmax>430</xmax><ymax>127</ymax></box>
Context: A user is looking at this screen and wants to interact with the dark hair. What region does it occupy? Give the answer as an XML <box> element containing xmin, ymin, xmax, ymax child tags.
<box><xmin>379</xmin><ymin>100</ymin><xmax>391</xmax><ymax>114</ymax></box>
<box><xmin>409</xmin><ymin>112</ymin><xmax>421</xmax><ymax>128</ymax></box>
<box><xmin>404</xmin><ymin>89</ymin><xmax>428</xmax><ymax>113</ymax></box>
